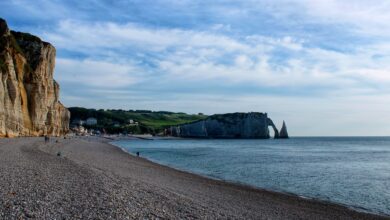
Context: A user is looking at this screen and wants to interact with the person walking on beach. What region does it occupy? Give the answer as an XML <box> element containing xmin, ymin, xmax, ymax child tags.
<box><xmin>44</xmin><ymin>135</ymin><xmax>49</xmax><ymax>143</ymax></box>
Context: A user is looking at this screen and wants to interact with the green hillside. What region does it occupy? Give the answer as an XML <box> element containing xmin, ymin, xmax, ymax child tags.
<box><xmin>68</xmin><ymin>107</ymin><xmax>207</xmax><ymax>134</ymax></box>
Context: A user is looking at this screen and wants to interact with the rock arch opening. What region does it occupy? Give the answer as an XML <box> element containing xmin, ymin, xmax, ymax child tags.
<box><xmin>267</xmin><ymin>118</ymin><xmax>279</xmax><ymax>139</ymax></box>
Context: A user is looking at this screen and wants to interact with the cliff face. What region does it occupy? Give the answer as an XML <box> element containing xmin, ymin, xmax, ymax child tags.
<box><xmin>0</xmin><ymin>19</ymin><xmax>70</xmax><ymax>137</ymax></box>
<box><xmin>279</xmin><ymin>121</ymin><xmax>289</xmax><ymax>138</ymax></box>
<box><xmin>168</xmin><ymin>112</ymin><xmax>284</xmax><ymax>139</ymax></box>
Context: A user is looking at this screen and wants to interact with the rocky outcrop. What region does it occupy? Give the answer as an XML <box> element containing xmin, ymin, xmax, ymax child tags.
<box><xmin>279</xmin><ymin>121</ymin><xmax>289</xmax><ymax>138</ymax></box>
<box><xmin>267</xmin><ymin>117</ymin><xmax>279</xmax><ymax>138</ymax></box>
<box><xmin>168</xmin><ymin>112</ymin><xmax>284</xmax><ymax>139</ymax></box>
<box><xmin>0</xmin><ymin>18</ymin><xmax>70</xmax><ymax>137</ymax></box>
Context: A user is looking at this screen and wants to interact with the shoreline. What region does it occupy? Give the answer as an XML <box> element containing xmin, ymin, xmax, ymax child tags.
<box><xmin>1</xmin><ymin>136</ymin><xmax>388</xmax><ymax>219</ymax></box>
<box><xmin>108</xmin><ymin>139</ymin><xmax>388</xmax><ymax>217</ymax></box>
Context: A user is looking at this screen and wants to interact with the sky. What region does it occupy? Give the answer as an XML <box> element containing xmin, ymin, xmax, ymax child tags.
<box><xmin>1</xmin><ymin>0</ymin><xmax>390</xmax><ymax>136</ymax></box>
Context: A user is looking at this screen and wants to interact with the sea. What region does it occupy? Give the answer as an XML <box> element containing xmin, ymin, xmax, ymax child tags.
<box><xmin>112</xmin><ymin>137</ymin><xmax>390</xmax><ymax>216</ymax></box>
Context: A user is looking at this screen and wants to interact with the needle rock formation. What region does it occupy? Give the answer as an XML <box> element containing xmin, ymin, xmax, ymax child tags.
<box><xmin>279</xmin><ymin>121</ymin><xmax>289</xmax><ymax>138</ymax></box>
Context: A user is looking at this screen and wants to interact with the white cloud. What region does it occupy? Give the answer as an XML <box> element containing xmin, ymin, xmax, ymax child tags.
<box><xmin>43</xmin><ymin>19</ymin><xmax>390</xmax><ymax>95</ymax></box>
<box><xmin>44</xmin><ymin>20</ymin><xmax>249</xmax><ymax>54</ymax></box>
<box><xmin>55</xmin><ymin>58</ymin><xmax>140</xmax><ymax>88</ymax></box>
<box><xmin>288</xmin><ymin>0</ymin><xmax>390</xmax><ymax>37</ymax></box>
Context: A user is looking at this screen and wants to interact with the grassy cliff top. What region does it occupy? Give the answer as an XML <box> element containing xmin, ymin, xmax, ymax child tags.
<box><xmin>69</xmin><ymin>107</ymin><xmax>207</xmax><ymax>133</ymax></box>
<box><xmin>10</xmin><ymin>31</ymin><xmax>42</xmax><ymax>43</ymax></box>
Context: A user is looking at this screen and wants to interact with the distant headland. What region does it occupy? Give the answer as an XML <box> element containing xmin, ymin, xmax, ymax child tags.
<box><xmin>69</xmin><ymin>108</ymin><xmax>288</xmax><ymax>139</ymax></box>
<box><xmin>167</xmin><ymin>112</ymin><xmax>288</xmax><ymax>139</ymax></box>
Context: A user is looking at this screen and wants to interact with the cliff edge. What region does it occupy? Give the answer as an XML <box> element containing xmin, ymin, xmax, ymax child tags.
<box><xmin>168</xmin><ymin>112</ymin><xmax>287</xmax><ymax>139</ymax></box>
<box><xmin>0</xmin><ymin>18</ymin><xmax>70</xmax><ymax>137</ymax></box>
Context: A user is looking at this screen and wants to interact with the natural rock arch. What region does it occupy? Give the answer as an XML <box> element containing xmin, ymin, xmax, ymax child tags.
<box><xmin>267</xmin><ymin>118</ymin><xmax>279</xmax><ymax>138</ymax></box>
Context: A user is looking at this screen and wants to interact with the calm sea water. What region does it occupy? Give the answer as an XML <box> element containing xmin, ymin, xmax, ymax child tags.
<box><xmin>113</xmin><ymin>137</ymin><xmax>390</xmax><ymax>215</ymax></box>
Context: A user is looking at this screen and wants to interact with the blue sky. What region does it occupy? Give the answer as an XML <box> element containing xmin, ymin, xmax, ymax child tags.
<box><xmin>2</xmin><ymin>0</ymin><xmax>390</xmax><ymax>136</ymax></box>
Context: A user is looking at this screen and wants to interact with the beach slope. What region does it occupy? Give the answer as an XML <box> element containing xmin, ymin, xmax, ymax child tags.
<box><xmin>0</xmin><ymin>137</ymin><xmax>387</xmax><ymax>219</ymax></box>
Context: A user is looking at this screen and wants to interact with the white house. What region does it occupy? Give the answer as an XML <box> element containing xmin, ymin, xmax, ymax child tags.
<box><xmin>86</xmin><ymin>117</ymin><xmax>98</xmax><ymax>126</ymax></box>
<box><xmin>128</xmin><ymin>119</ymin><xmax>139</xmax><ymax>126</ymax></box>
<box><xmin>71</xmin><ymin>119</ymin><xmax>85</xmax><ymax>126</ymax></box>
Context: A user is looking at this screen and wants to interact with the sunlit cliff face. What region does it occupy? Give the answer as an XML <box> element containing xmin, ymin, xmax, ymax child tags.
<box><xmin>0</xmin><ymin>19</ymin><xmax>69</xmax><ymax>137</ymax></box>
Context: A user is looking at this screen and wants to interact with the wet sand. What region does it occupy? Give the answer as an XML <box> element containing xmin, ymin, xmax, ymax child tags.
<box><xmin>0</xmin><ymin>136</ymin><xmax>388</xmax><ymax>219</ymax></box>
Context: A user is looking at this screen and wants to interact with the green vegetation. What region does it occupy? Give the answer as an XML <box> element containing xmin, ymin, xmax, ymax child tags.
<box><xmin>0</xmin><ymin>55</ymin><xmax>6</xmax><ymax>73</ymax></box>
<box><xmin>10</xmin><ymin>34</ymin><xmax>24</xmax><ymax>54</ymax></box>
<box><xmin>209</xmin><ymin>112</ymin><xmax>265</xmax><ymax>124</ymax></box>
<box><xmin>10</xmin><ymin>31</ymin><xmax>42</xmax><ymax>44</ymax></box>
<box><xmin>0</xmin><ymin>30</ymin><xmax>9</xmax><ymax>72</ymax></box>
<box><xmin>209</xmin><ymin>112</ymin><xmax>245</xmax><ymax>124</ymax></box>
<box><xmin>69</xmin><ymin>107</ymin><xmax>207</xmax><ymax>134</ymax></box>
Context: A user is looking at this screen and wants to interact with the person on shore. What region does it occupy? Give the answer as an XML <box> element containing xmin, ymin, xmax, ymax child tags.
<box><xmin>136</xmin><ymin>152</ymin><xmax>140</xmax><ymax>157</ymax></box>
<box><xmin>44</xmin><ymin>135</ymin><xmax>49</xmax><ymax>143</ymax></box>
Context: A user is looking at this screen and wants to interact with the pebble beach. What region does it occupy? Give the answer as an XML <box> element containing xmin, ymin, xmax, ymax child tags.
<box><xmin>0</xmin><ymin>137</ymin><xmax>388</xmax><ymax>219</ymax></box>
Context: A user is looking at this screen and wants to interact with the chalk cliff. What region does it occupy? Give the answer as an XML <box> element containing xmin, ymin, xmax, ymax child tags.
<box><xmin>0</xmin><ymin>18</ymin><xmax>70</xmax><ymax>137</ymax></box>
<box><xmin>279</xmin><ymin>121</ymin><xmax>289</xmax><ymax>138</ymax></box>
<box><xmin>168</xmin><ymin>112</ymin><xmax>285</xmax><ymax>139</ymax></box>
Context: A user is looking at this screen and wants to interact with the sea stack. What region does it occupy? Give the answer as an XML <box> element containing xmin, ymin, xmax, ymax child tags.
<box><xmin>279</xmin><ymin>121</ymin><xmax>289</xmax><ymax>138</ymax></box>
<box><xmin>0</xmin><ymin>18</ymin><xmax>70</xmax><ymax>137</ymax></box>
